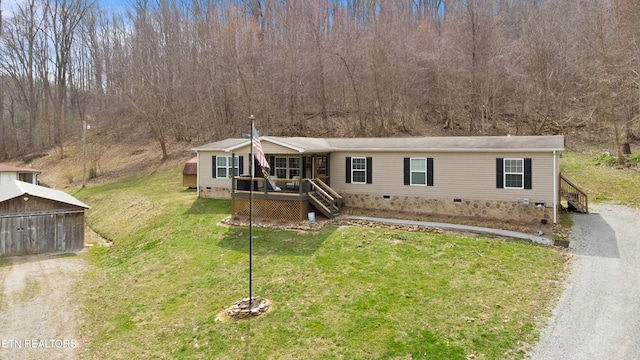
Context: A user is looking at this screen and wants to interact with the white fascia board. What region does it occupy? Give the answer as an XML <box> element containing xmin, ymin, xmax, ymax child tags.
<box><xmin>260</xmin><ymin>137</ymin><xmax>306</xmax><ymax>153</ymax></box>
<box><xmin>332</xmin><ymin>147</ymin><xmax>564</xmax><ymax>153</ymax></box>
<box><xmin>224</xmin><ymin>140</ymin><xmax>252</xmax><ymax>152</ymax></box>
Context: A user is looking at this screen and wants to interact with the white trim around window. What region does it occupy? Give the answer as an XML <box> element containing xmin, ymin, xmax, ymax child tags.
<box><xmin>351</xmin><ymin>157</ymin><xmax>367</xmax><ymax>184</ymax></box>
<box><xmin>503</xmin><ymin>158</ymin><xmax>524</xmax><ymax>189</ymax></box>
<box><xmin>274</xmin><ymin>156</ymin><xmax>301</xmax><ymax>179</ymax></box>
<box><xmin>216</xmin><ymin>156</ymin><xmax>239</xmax><ymax>179</ymax></box>
<box><xmin>410</xmin><ymin>158</ymin><xmax>427</xmax><ymax>186</ymax></box>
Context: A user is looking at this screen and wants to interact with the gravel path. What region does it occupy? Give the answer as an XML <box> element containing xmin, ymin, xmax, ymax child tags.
<box><xmin>0</xmin><ymin>253</ymin><xmax>86</xmax><ymax>360</ymax></box>
<box><xmin>528</xmin><ymin>203</ymin><xmax>640</xmax><ymax>359</ymax></box>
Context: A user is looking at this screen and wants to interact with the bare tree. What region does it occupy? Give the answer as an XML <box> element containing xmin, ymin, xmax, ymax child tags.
<box><xmin>48</xmin><ymin>0</ymin><xmax>92</xmax><ymax>158</ymax></box>
<box><xmin>0</xmin><ymin>0</ymin><xmax>47</xmax><ymax>152</ymax></box>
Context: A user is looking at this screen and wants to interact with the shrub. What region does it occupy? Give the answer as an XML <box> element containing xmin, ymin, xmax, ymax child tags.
<box><xmin>627</xmin><ymin>153</ymin><xmax>640</xmax><ymax>164</ymax></box>
<box><xmin>89</xmin><ymin>166</ymin><xmax>98</xmax><ymax>179</ymax></box>
<box><xmin>63</xmin><ymin>171</ymin><xmax>74</xmax><ymax>184</ymax></box>
<box><xmin>591</xmin><ymin>152</ymin><xmax>616</xmax><ymax>166</ymax></box>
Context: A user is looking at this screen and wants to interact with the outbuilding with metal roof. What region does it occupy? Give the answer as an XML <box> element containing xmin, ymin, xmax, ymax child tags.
<box><xmin>0</xmin><ymin>180</ymin><xmax>90</xmax><ymax>257</ymax></box>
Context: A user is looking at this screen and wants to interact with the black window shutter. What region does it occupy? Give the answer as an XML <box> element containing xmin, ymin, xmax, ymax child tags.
<box><xmin>238</xmin><ymin>156</ymin><xmax>244</xmax><ymax>175</ymax></box>
<box><xmin>366</xmin><ymin>157</ymin><xmax>373</xmax><ymax>184</ymax></box>
<box><xmin>212</xmin><ymin>156</ymin><xmax>217</xmax><ymax>178</ymax></box>
<box><xmin>496</xmin><ymin>158</ymin><xmax>503</xmax><ymax>188</ymax></box>
<box><xmin>403</xmin><ymin>158</ymin><xmax>410</xmax><ymax>185</ymax></box>
<box><xmin>427</xmin><ymin>158</ymin><xmax>434</xmax><ymax>186</ymax></box>
<box><xmin>524</xmin><ymin>158</ymin><xmax>532</xmax><ymax>189</ymax></box>
<box><xmin>269</xmin><ymin>156</ymin><xmax>275</xmax><ymax>175</ymax></box>
<box><xmin>345</xmin><ymin>157</ymin><xmax>351</xmax><ymax>183</ymax></box>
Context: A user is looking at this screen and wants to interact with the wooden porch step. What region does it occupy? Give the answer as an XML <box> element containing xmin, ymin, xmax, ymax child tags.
<box><xmin>560</xmin><ymin>174</ymin><xmax>588</xmax><ymax>214</ymax></box>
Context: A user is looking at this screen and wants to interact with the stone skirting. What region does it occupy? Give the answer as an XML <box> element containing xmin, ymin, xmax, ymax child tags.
<box><xmin>199</xmin><ymin>186</ymin><xmax>232</xmax><ymax>199</ymax></box>
<box><xmin>342</xmin><ymin>194</ymin><xmax>552</xmax><ymax>223</ymax></box>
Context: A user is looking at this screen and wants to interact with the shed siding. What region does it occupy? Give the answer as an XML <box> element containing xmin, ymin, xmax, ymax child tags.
<box><xmin>330</xmin><ymin>151</ymin><xmax>556</xmax><ymax>204</ymax></box>
<box><xmin>0</xmin><ymin>211</ymin><xmax>85</xmax><ymax>257</ymax></box>
<box><xmin>0</xmin><ymin>196</ymin><xmax>84</xmax><ymax>215</ymax></box>
<box><xmin>183</xmin><ymin>174</ymin><xmax>197</xmax><ymax>188</ymax></box>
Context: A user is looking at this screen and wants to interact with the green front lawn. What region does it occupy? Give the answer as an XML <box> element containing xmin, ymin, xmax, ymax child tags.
<box><xmin>75</xmin><ymin>163</ymin><xmax>567</xmax><ymax>359</ymax></box>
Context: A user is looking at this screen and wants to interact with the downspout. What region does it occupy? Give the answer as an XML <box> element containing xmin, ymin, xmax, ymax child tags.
<box><xmin>553</xmin><ymin>150</ymin><xmax>557</xmax><ymax>224</ymax></box>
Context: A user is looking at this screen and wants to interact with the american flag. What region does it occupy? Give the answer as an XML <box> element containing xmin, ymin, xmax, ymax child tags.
<box><xmin>252</xmin><ymin>124</ymin><xmax>269</xmax><ymax>169</ymax></box>
<box><xmin>252</xmin><ymin>124</ymin><xmax>281</xmax><ymax>191</ymax></box>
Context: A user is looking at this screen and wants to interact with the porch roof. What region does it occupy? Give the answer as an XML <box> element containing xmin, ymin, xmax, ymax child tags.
<box><xmin>192</xmin><ymin>135</ymin><xmax>564</xmax><ymax>154</ymax></box>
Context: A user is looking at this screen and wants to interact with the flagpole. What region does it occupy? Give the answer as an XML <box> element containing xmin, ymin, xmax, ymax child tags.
<box><xmin>249</xmin><ymin>115</ymin><xmax>254</xmax><ymax>308</ymax></box>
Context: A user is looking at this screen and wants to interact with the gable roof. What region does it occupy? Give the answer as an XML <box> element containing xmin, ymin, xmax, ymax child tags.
<box><xmin>193</xmin><ymin>135</ymin><xmax>564</xmax><ymax>153</ymax></box>
<box><xmin>0</xmin><ymin>180</ymin><xmax>90</xmax><ymax>209</ymax></box>
<box><xmin>183</xmin><ymin>157</ymin><xmax>197</xmax><ymax>175</ymax></box>
<box><xmin>0</xmin><ymin>163</ymin><xmax>42</xmax><ymax>173</ymax></box>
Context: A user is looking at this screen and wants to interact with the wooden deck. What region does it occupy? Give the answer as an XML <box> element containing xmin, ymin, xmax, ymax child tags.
<box><xmin>231</xmin><ymin>177</ymin><xmax>342</xmax><ymax>220</ymax></box>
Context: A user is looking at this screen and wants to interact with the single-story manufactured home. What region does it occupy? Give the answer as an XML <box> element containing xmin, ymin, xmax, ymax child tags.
<box><xmin>192</xmin><ymin>135</ymin><xmax>587</xmax><ymax>224</ymax></box>
<box><xmin>0</xmin><ymin>180</ymin><xmax>90</xmax><ymax>257</ymax></box>
<box><xmin>0</xmin><ymin>163</ymin><xmax>41</xmax><ymax>185</ymax></box>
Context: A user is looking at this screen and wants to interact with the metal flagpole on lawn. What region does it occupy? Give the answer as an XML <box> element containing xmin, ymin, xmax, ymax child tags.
<box><xmin>249</xmin><ymin>115</ymin><xmax>254</xmax><ymax>308</ymax></box>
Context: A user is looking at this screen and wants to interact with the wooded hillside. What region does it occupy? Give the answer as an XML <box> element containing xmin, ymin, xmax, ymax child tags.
<box><xmin>1</xmin><ymin>0</ymin><xmax>639</xmax><ymax>162</ymax></box>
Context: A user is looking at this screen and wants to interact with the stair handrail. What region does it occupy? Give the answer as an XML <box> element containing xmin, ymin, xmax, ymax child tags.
<box><xmin>559</xmin><ymin>173</ymin><xmax>588</xmax><ymax>213</ymax></box>
<box><xmin>305</xmin><ymin>179</ymin><xmax>334</xmax><ymax>203</ymax></box>
<box><xmin>308</xmin><ymin>193</ymin><xmax>333</xmax><ymax>216</ymax></box>
<box><xmin>305</xmin><ymin>179</ymin><xmax>341</xmax><ymax>214</ymax></box>
<box><xmin>313</xmin><ymin>178</ymin><xmax>342</xmax><ymax>200</ymax></box>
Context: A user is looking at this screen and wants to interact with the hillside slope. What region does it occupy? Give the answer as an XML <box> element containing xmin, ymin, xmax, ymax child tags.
<box><xmin>6</xmin><ymin>139</ymin><xmax>193</xmax><ymax>190</ymax></box>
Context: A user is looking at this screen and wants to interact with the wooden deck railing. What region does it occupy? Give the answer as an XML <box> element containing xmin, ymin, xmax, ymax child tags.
<box><xmin>232</xmin><ymin>176</ymin><xmax>304</xmax><ymax>195</ymax></box>
<box><xmin>305</xmin><ymin>178</ymin><xmax>342</xmax><ymax>218</ymax></box>
<box><xmin>559</xmin><ymin>173</ymin><xmax>588</xmax><ymax>213</ymax></box>
<box><xmin>231</xmin><ymin>176</ymin><xmax>343</xmax><ymax>218</ymax></box>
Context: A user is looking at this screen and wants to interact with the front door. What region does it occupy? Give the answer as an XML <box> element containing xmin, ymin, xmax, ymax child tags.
<box><xmin>313</xmin><ymin>155</ymin><xmax>329</xmax><ymax>185</ymax></box>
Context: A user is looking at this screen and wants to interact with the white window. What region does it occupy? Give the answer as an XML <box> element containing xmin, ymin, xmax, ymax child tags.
<box><xmin>504</xmin><ymin>158</ymin><xmax>523</xmax><ymax>189</ymax></box>
<box><xmin>274</xmin><ymin>156</ymin><xmax>301</xmax><ymax>179</ymax></box>
<box><xmin>351</xmin><ymin>157</ymin><xmax>366</xmax><ymax>184</ymax></box>
<box><xmin>410</xmin><ymin>158</ymin><xmax>427</xmax><ymax>185</ymax></box>
<box><xmin>217</xmin><ymin>156</ymin><xmax>239</xmax><ymax>178</ymax></box>
<box><xmin>289</xmin><ymin>157</ymin><xmax>301</xmax><ymax>178</ymax></box>
<box><xmin>275</xmin><ymin>157</ymin><xmax>287</xmax><ymax>178</ymax></box>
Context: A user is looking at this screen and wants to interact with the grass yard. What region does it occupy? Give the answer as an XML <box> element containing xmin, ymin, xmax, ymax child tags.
<box><xmin>560</xmin><ymin>152</ymin><xmax>640</xmax><ymax>208</ymax></box>
<box><xmin>75</xmin><ymin>163</ymin><xmax>567</xmax><ymax>360</ymax></box>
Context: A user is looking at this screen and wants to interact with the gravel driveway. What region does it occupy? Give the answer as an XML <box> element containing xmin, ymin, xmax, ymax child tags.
<box><xmin>0</xmin><ymin>252</ymin><xmax>86</xmax><ymax>360</ymax></box>
<box><xmin>528</xmin><ymin>203</ymin><xmax>640</xmax><ymax>359</ymax></box>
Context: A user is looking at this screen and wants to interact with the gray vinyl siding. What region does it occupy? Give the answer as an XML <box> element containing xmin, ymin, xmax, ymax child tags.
<box><xmin>197</xmin><ymin>151</ymin><xmax>243</xmax><ymax>189</ymax></box>
<box><xmin>231</xmin><ymin>142</ymin><xmax>302</xmax><ymax>155</ymax></box>
<box><xmin>331</xmin><ymin>151</ymin><xmax>556</xmax><ymax>204</ymax></box>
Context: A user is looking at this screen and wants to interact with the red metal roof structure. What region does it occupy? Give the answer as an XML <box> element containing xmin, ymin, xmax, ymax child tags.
<box><xmin>0</xmin><ymin>163</ymin><xmax>41</xmax><ymax>173</ymax></box>
<box><xmin>183</xmin><ymin>157</ymin><xmax>197</xmax><ymax>175</ymax></box>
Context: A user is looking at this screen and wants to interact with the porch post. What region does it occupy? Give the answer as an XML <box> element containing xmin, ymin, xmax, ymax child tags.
<box><xmin>299</xmin><ymin>154</ymin><xmax>304</xmax><ymax>195</ymax></box>
<box><xmin>231</xmin><ymin>153</ymin><xmax>236</xmax><ymax>193</ymax></box>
